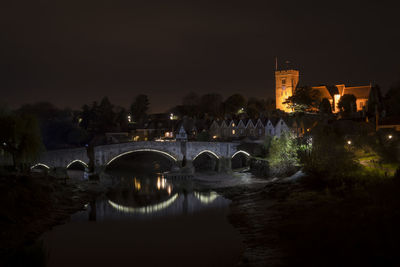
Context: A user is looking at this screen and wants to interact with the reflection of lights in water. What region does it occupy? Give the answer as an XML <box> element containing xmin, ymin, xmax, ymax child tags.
<box><xmin>157</xmin><ymin>177</ymin><xmax>161</xmax><ymax>190</ymax></box>
<box><xmin>167</xmin><ymin>185</ymin><xmax>172</xmax><ymax>195</ymax></box>
<box><xmin>134</xmin><ymin>178</ymin><xmax>141</xmax><ymax>190</ymax></box>
<box><xmin>108</xmin><ymin>194</ymin><xmax>179</xmax><ymax>214</ymax></box>
<box><xmin>157</xmin><ymin>177</ymin><xmax>167</xmax><ymax>190</ymax></box>
<box><xmin>194</xmin><ymin>191</ymin><xmax>219</xmax><ymax>204</ymax></box>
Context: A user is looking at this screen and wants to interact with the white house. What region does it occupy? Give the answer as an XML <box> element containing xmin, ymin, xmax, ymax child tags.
<box><xmin>175</xmin><ymin>125</ymin><xmax>188</xmax><ymax>141</ymax></box>
<box><xmin>265</xmin><ymin>119</ymin><xmax>275</xmax><ymax>136</ymax></box>
<box><xmin>274</xmin><ymin>118</ymin><xmax>290</xmax><ymax>137</ymax></box>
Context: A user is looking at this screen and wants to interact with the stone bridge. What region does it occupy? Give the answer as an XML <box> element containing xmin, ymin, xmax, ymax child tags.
<box><xmin>32</xmin><ymin>141</ymin><xmax>250</xmax><ymax>173</ymax></box>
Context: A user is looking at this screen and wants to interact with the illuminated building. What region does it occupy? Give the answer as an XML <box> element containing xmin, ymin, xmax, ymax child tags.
<box><xmin>275</xmin><ymin>68</ymin><xmax>372</xmax><ymax>113</ymax></box>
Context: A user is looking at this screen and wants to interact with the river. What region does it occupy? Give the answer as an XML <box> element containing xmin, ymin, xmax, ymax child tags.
<box><xmin>41</xmin><ymin>167</ymin><xmax>244</xmax><ymax>267</ymax></box>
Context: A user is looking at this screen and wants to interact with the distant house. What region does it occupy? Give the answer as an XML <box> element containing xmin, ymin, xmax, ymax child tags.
<box><xmin>228</xmin><ymin>120</ymin><xmax>238</xmax><ymax>138</ymax></box>
<box><xmin>265</xmin><ymin>119</ymin><xmax>276</xmax><ymax>136</ymax></box>
<box><xmin>254</xmin><ymin>118</ymin><xmax>265</xmax><ymax>138</ymax></box>
<box><xmin>175</xmin><ymin>125</ymin><xmax>188</xmax><ymax>141</ymax></box>
<box><xmin>220</xmin><ymin>120</ymin><xmax>229</xmax><ymax>138</ymax></box>
<box><xmin>209</xmin><ymin>120</ymin><xmax>221</xmax><ymax>138</ymax></box>
<box><xmin>237</xmin><ymin>119</ymin><xmax>247</xmax><ymax>137</ymax></box>
<box><xmin>274</xmin><ymin>118</ymin><xmax>290</xmax><ymax>137</ymax></box>
<box><xmin>245</xmin><ymin>119</ymin><xmax>256</xmax><ymax>138</ymax></box>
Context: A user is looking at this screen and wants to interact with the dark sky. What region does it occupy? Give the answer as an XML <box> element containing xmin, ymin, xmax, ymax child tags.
<box><xmin>1</xmin><ymin>0</ymin><xmax>399</xmax><ymax>113</ymax></box>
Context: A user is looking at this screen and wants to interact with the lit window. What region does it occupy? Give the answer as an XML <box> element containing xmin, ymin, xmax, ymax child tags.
<box><xmin>232</xmin><ymin>130</ymin><xmax>235</xmax><ymax>135</ymax></box>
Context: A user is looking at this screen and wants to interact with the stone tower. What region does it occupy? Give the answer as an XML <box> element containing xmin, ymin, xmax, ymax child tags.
<box><xmin>275</xmin><ymin>69</ymin><xmax>299</xmax><ymax>112</ymax></box>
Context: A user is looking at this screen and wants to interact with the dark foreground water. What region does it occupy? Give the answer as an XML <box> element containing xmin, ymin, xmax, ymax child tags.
<box><xmin>42</xmin><ymin>169</ymin><xmax>243</xmax><ymax>267</ymax></box>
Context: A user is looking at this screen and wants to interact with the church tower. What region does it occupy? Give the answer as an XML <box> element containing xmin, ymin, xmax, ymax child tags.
<box><xmin>275</xmin><ymin>69</ymin><xmax>299</xmax><ymax>112</ymax></box>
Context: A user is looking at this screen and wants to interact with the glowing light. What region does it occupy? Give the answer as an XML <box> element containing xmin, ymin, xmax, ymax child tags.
<box><xmin>30</xmin><ymin>163</ymin><xmax>50</xmax><ymax>170</ymax></box>
<box><xmin>194</xmin><ymin>191</ymin><xmax>219</xmax><ymax>204</ymax></box>
<box><xmin>108</xmin><ymin>193</ymin><xmax>179</xmax><ymax>214</ymax></box>
<box><xmin>388</xmin><ymin>135</ymin><xmax>393</xmax><ymax>139</ymax></box>
<box><xmin>66</xmin><ymin>159</ymin><xmax>88</xmax><ymax>169</ymax></box>
<box><xmin>347</xmin><ymin>140</ymin><xmax>352</xmax><ymax>145</ymax></box>
<box><xmin>106</xmin><ymin>149</ymin><xmax>178</xmax><ymax>165</ymax></box>
<box><xmin>193</xmin><ymin>150</ymin><xmax>220</xmax><ymax>160</ymax></box>
<box><xmin>231</xmin><ymin>150</ymin><xmax>250</xmax><ymax>158</ymax></box>
<box><xmin>167</xmin><ymin>185</ymin><xmax>172</xmax><ymax>195</ymax></box>
<box><xmin>212</xmin><ymin>135</ymin><xmax>217</xmax><ymax>139</ymax></box>
<box><xmin>170</xmin><ymin>113</ymin><xmax>174</xmax><ymax>120</ymax></box>
<box><xmin>157</xmin><ymin>177</ymin><xmax>161</xmax><ymax>190</ymax></box>
<box><xmin>232</xmin><ymin>130</ymin><xmax>236</xmax><ymax>135</ymax></box>
<box><xmin>2</xmin><ymin>142</ymin><xmax>6</xmax><ymax>146</ymax></box>
<box><xmin>134</xmin><ymin>178</ymin><xmax>141</xmax><ymax>190</ymax></box>
<box><xmin>127</xmin><ymin>115</ymin><xmax>132</xmax><ymax>123</ymax></box>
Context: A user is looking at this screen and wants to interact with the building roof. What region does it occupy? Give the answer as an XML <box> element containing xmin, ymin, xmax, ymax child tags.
<box><xmin>312</xmin><ymin>86</ymin><xmax>332</xmax><ymax>100</ymax></box>
<box><xmin>342</xmin><ymin>85</ymin><xmax>371</xmax><ymax>99</ymax></box>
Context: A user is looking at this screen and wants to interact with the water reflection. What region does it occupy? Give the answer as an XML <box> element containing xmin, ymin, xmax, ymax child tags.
<box><xmin>71</xmin><ymin>172</ymin><xmax>230</xmax><ymax>222</ymax></box>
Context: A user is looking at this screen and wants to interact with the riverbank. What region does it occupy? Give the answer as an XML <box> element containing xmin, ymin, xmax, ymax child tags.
<box><xmin>0</xmin><ymin>173</ymin><xmax>106</xmax><ymax>265</ymax></box>
<box><xmin>215</xmin><ymin>171</ymin><xmax>400</xmax><ymax>267</ymax></box>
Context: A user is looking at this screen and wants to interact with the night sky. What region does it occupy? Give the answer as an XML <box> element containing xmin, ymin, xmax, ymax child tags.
<box><xmin>1</xmin><ymin>0</ymin><xmax>399</xmax><ymax>113</ymax></box>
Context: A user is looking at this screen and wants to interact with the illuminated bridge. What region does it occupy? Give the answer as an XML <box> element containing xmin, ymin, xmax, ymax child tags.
<box><xmin>31</xmin><ymin>141</ymin><xmax>250</xmax><ymax>173</ymax></box>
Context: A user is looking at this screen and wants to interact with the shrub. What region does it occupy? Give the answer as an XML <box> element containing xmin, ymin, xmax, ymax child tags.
<box><xmin>268</xmin><ymin>132</ymin><xmax>299</xmax><ymax>177</ymax></box>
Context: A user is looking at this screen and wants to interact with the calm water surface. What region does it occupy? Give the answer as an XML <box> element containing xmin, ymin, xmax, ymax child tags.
<box><xmin>43</xmin><ymin>169</ymin><xmax>243</xmax><ymax>267</ymax></box>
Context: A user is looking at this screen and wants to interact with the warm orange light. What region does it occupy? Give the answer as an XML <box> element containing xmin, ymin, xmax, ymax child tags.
<box><xmin>347</xmin><ymin>140</ymin><xmax>352</xmax><ymax>145</ymax></box>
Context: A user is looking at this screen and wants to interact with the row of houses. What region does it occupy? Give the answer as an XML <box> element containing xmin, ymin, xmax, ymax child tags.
<box><xmin>208</xmin><ymin>118</ymin><xmax>290</xmax><ymax>140</ymax></box>
<box><xmin>174</xmin><ymin>116</ymin><xmax>319</xmax><ymax>141</ymax></box>
<box><xmin>106</xmin><ymin>112</ymin><xmax>321</xmax><ymax>143</ymax></box>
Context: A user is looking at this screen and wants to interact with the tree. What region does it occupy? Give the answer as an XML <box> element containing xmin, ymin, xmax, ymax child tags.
<box><xmin>224</xmin><ymin>94</ymin><xmax>247</xmax><ymax>116</ymax></box>
<box><xmin>338</xmin><ymin>94</ymin><xmax>356</xmax><ymax>117</ymax></box>
<box><xmin>283</xmin><ymin>86</ymin><xmax>321</xmax><ymax>112</ymax></box>
<box><xmin>319</xmin><ymin>98</ymin><xmax>332</xmax><ymax>114</ymax></box>
<box><xmin>200</xmin><ymin>94</ymin><xmax>223</xmax><ymax>118</ymax></box>
<box><xmin>267</xmin><ymin>132</ymin><xmax>299</xmax><ymax>176</ymax></box>
<box><xmin>383</xmin><ymin>82</ymin><xmax>400</xmax><ymax>116</ymax></box>
<box><xmin>247</xmin><ymin>97</ymin><xmax>265</xmax><ymax>118</ymax></box>
<box><xmin>96</xmin><ymin>97</ymin><xmax>116</xmax><ymax>132</ymax></box>
<box><xmin>130</xmin><ymin>94</ymin><xmax>149</xmax><ymax>125</ymax></box>
<box><xmin>0</xmin><ymin>109</ymin><xmax>43</xmax><ymax>170</ymax></box>
<box><xmin>182</xmin><ymin>92</ymin><xmax>200</xmax><ymax>117</ymax></box>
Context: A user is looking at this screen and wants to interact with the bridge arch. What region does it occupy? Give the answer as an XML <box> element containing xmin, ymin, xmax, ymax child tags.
<box><xmin>192</xmin><ymin>150</ymin><xmax>220</xmax><ymax>172</ymax></box>
<box><xmin>105</xmin><ymin>149</ymin><xmax>178</xmax><ymax>166</ymax></box>
<box><xmin>31</xmin><ymin>163</ymin><xmax>50</xmax><ymax>170</ymax></box>
<box><xmin>231</xmin><ymin>150</ymin><xmax>251</xmax><ymax>170</ymax></box>
<box><xmin>66</xmin><ymin>159</ymin><xmax>88</xmax><ymax>169</ymax></box>
<box><xmin>192</xmin><ymin>150</ymin><xmax>220</xmax><ymax>161</ymax></box>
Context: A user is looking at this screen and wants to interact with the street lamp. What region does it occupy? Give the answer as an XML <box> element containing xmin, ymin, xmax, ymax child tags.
<box><xmin>127</xmin><ymin>115</ymin><xmax>131</xmax><ymax>123</ymax></box>
<box><xmin>347</xmin><ymin>140</ymin><xmax>352</xmax><ymax>145</ymax></box>
<box><xmin>388</xmin><ymin>135</ymin><xmax>393</xmax><ymax>139</ymax></box>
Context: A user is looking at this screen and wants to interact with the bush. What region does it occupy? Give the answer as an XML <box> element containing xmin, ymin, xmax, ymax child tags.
<box><xmin>301</xmin><ymin>125</ymin><xmax>360</xmax><ymax>189</ymax></box>
<box><xmin>268</xmin><ymin>132</ymin><xmax>299</xmax><ymax>177</ymax></box>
